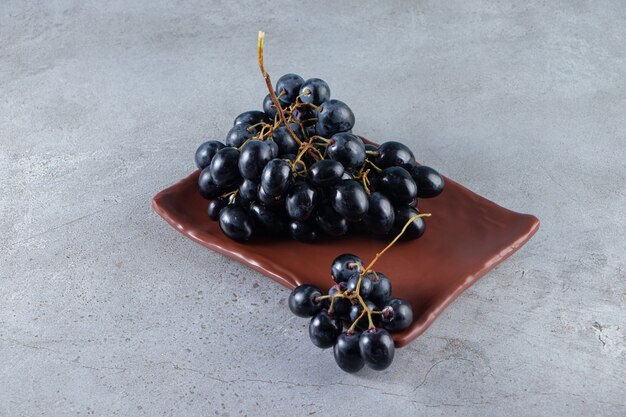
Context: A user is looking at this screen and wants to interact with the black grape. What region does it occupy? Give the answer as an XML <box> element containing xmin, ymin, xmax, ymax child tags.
<box><xmin>334</xmin><ymin>332</ymin><xmax>364</xmax><ymax>373</ymax></box>
<box><xmin>367</xmin><ymin>272</ymin><xmax>392</xmax><ymax>306</ymax></box>
<box><xmin>359</xmin><ymin>329</ymin><xmax>395</xmax><ymax>370</ymax></box>
<box><xmin>218</xmin><ymin>205</ymin><xmax>254</xmax><ymax>242</ymax></box>
<box><xmin>238</xmin><ymin>140</ymin><xmax>272</xmax><ymax>180</ymax></box>
<box><xmin>207</xmin><ymin>198</ymin><xmax>228</xmax><ymax>221</ymax></box>
<box><xmin>331</xmin><ymin>254</ymin><xmax>362</xmax><ymax>284</ymax></box>
<box><xmin>209</xmin><ymin>147</ymin><xmax>241</xmax><ymax>188</ymax></box>
<box><xmin>316</xmin><ymin>99</ymin><xmax>355</xmax><ymax>136</ymax></box>
<box><xmin>410</xmin><ymin>165</ymin><xmax>445</xmax><ymax>198</ymax></box>
<box><xmin>300</xmin><ymin>78</ymin><xmax>331</xmax><ymax>106</ymax></box>
<box><xmin>375</xmin><ymin>141</ymin><xmax>416</xmax><ymax>170</ymax></box>
<box><xmin>233</xmin><ymin>110</ymin><xmax>271</xmax><ymax>127</ymax></box>
<box><xmin>309</xmin><ymin>311</ymin><xmax>342</xmax><ymax>349</ymax></box>
<box><xmin>286</xmin><ymin>181</ymin><xmax>317</xmax><ymax>221</ymax></box>
<box><xmin>309</xmin><ymin>160</ymin><xmax>344</xmax><ymax>187</ymax></box>
<box><xmin>381</xmin><ymin>298</ymin><xmax>413</xmax><ymax>332</ymax></box>
<box><xmin>331</xmin><ymin>180</ymin><xmax>369</xmax><ymax>222</ymax></box>
<box><xmin>276</xmin><ymin>73</ymin><xmax>305</xmax><ymax>104</ymax></box>
<box><xmin>226</xmin><ymin>124</ymin><xmax>254</xmax><ymax>148</ymax></box>
<box><xmin>195</xmin><ymin>140</ymin><xmax>225</xmax><ymax>169</ymax></box>
<box><xmin>261</xmin><ymin>159</ymin><xmax>292</xmax><ymax>196</ymax></box>
<box><xmin>376</xmin><ymin>166</ymin><xmax>418</xmax><ymax>205</ymax></box>
<box><xmin>364</xmin><ymin>192</ymin><xmax>395</xmax><ymax>235</ymax></box>
<box><xmin>327</xmin><ymin>133</ymin><xmax>366</xmax><ymax>172</ymax></box>
<box><xmin>288</xmin><ymin>284</ymin><xmax>323</xmax><ymax>317</ymax></box>
<box><xmin>198</xmin><ymin>166</ymin><xmax>227</xmax><ymax>199</ymax></box>
<box><xmin>392</xmin><ymin>205</ymin><xmax>425</xmax><ymax>240</ymax></box>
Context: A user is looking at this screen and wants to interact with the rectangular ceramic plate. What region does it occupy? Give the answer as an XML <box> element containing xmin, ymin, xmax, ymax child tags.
<box><xmin>152</xmin><ymin>140</ymin><xmax>539</xmax><ymax>347</ymax></box>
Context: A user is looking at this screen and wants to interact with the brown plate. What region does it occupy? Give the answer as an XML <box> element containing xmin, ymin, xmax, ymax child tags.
<box><xmin>152</xmin><ymin>141</ymin><xmax>539</xmax><ymax>347</ymax></box>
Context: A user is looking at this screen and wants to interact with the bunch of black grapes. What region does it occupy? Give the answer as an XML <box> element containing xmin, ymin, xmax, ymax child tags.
<box><xmin>194</xmin><ymin>74</ymin><xmax>444</xmax><ymax>242</ymax></box>
<box><xmin>289</xmin><ymin>253</ymin><xmax>414</xmax><ymax>372</ymax></box>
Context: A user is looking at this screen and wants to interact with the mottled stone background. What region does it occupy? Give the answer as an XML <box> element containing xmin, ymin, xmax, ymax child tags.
<box><xmin>1</xmin><ymin>1</ymin><xmax>624</xmax><ymax>416</ymax></box>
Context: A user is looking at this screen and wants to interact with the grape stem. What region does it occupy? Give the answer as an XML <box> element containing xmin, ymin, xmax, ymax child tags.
<box><xmin>257</xmin><ymin>31</ymin><xmax>303</xmax><ymax>146</ymax></box>
<box><xmin>361</xmin><ymin>213</ymin><xmax>432</xmax><ymax>276</ymax></box>
<box><xmin>364</xmin><ymin>159</ymin><xmax>383</xmax><ymax>173</ymax></box>
<box><xmin>227</xmin><ymin>189</ymin><xmax>239</xmax><ymax>204</ymax></box>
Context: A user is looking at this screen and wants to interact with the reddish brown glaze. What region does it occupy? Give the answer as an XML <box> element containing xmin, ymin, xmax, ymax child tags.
<box><xmin>152</xmin><ymin>140</ymin><xmax>539</xmax><ymax>347</ymax></box>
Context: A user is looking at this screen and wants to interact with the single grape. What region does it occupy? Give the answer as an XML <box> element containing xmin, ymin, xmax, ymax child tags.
<box><xmin>225</xmin><ymin>124</ymin><xmax>255</xmax><ymax>148</ymax></box>
<box><xmin>209</xmin><ymin>147</ymin><xmax>242</xmax><ymax>188</ymax></box>
<box><xmin>316</xmin><ymin>99</ymin><xmax>355</xmax><ymax>135</ymax></box>
<box><xmin>238</xmin><ymin>140</ymin><xmax>272</xmax><ymax>180</ymax></box>
<box><xmin>272</xmin><ymin>123</ymin><xmax>305</xmax><ymax>156</ymax></box>
<box><xmin>392</xmin><ymin>205</ymin><xmax>425</xmax><ymax>240</ymax></box>
<box><xmin>299</xmin><ymin>78</ymin><xmax>331</xmax><ymax>106</ymax></box>
<box><xmin>375</xmin><ymin>141</ymin><xmax>416</xmax><ymax>170</ymax></box>
<box><xmin>367</xmin><ymin>272</ymin><xmax>392</xmax><ymax>306</ymax></box>
<box><xmin>328</xmin><ymin>283</ymin><xmax>351</xmax><ymax>319</ymax></box>
<box><xmin>207</xmin><ymin>197</ymin><xmax>228</xmax><ymax>221</ymax></box>
<box><xmin>309</xmin><ymin>311</ymin><xmax>342</xmax><ymax>349</ymax></box>
<box><xmin>315</xmin><ymin>205</ymin><xmax>348</xmax><ymax>236</ymax></box>
<box><xmin>239</xmin><ymin>178</ymin><xmax>259</xmax><ymax>202</ymax></box>
<box><xmin>359</xmin><ymin>328</ymin><xmax>395</xmax><ymax>370</ymax></box>
<box><xmin>376</xmin><ymin>166</ymin><xmax>418</xmax><ymax>205</ymax></box>
<box><xmin>410</xmin><ymin>165</ymin><xmax>445</xmax><ymax>198</ymax></box>
<box><xmin>288</xmin><ymin>219</ymin><xmax>320</xmax><ymax>242</ymax></box>
<box><xmin>195</xmin><ymin>140</ymin><xmax>225</xmax><ymax>169</ymax></box>
<box><xmin>327</xmin><ymin>133</ymin><xmax>366</xmax><ymax>172</ymax></box>
<box><xmin>261</xmin><ymin>159</ymin><xmax>292</xmax><ymax>196</ymax></box>
<box><xmin>331</xmin><ymin>253</ymin><xmax>362</xmax><ymax>284</ymax></box>
<box><xmin>288</xmin><ymin>284</ymin><xmax>323</xmax><ymax>317</ymax></box>
<box><xmin>249</xmin><ymin>202</ymin><xmax>287</xmax><ymax>236</ymax></box>
<box><xmin>333</xmin><ymin>331</ymin><xmax>364</xmax><ymax>373</ymax></box>
<box><xmin>218</xmin><ymin>205</ymin><xmax>254</xmax><ymax>242</ymax></box>
<box><xmin>276</xmin><ymin>73</ymin><xmax>305</xmax><ymax>104</ymax></box>
<box><xmin>347</xmin><ymin>274</ymin><xmax>373</xmax><ymax>298</ymax></box>
<box><xmin>285</xmin><ymin>181</ymin><xmax>317</xmax><ymax>221</ymax></box>
<box><xmin>309</xmin><ymin>160</ymin><xmax>345</xmax><ymax>187</ymax></box>
<box><xmin>331</xmin><ymin>179</ymin><xmax>369</xmax><ymax>222</ymax></box>
<box><xmin>233</xmin><ymin>110</ymin><xmax>271</xmax><ymax>127</ymax></box>
<box><xmin>349</xmin><ymin>300</ymin><xmax>379</xmax><ymax>329</ymax></box>
<box><xmin>198</xmin><ymin>166</ymin><xmax>227</xmax><ymax>199</ymax></box>
<box><xmin>364</xmin><ymin>192</ymin><xmax>395</xmax><ymax>235</ymax></box>
<box><xmin>381</xmin><ymin>298</ymin><xmax>413</xmax><ymax>332</ymax></box>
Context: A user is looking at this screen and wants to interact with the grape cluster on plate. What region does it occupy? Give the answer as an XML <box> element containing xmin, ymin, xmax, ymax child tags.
<box><xmin>188</xmin><ymin>33</ymin><xmax>437</xmax><ymax>372</ymax></box>
<box><xmin>289</xmin><ymin>253</ymin><xmax>413</xmax><ymax>372</ymax></box>
<box><xmin>194</xmin><ymin>71</ymin><xmax>444</xmax><ymax>242</ymax></box>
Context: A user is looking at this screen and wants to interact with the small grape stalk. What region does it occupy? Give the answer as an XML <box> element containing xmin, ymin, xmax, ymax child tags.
<box><xmin>288</xmin><ymin>213</ymin><xmax>430</xmax><ymax>372</ymax></box>
<box><xmin>194</xmin><ymin>32</ymin><xmax>445</xmax><ymax>243</ymax></box>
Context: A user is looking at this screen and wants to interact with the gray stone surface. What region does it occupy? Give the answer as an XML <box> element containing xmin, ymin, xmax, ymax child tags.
<box><xmin>1</xmin><ymin>0</ymin><xmax>625</xmax><ymax>416</ymax></box>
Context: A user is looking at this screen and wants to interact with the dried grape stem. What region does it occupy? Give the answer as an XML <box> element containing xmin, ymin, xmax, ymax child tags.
<box><xmin>257</xmin><ymin>31</ymin><xmax>302</xmax><ymax>146</ymax></box>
